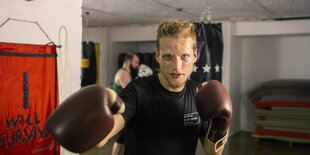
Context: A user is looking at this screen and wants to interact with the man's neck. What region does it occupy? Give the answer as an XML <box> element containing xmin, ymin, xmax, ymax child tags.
<box><xmin>157</xmin><ymin>73</ymin><xmax>184</xmax><ymax>92</ymax></box>
<box><xmin>122</xmin><ymin>64</ymin><xmax>131</xmax><ymax>73</ymax></box>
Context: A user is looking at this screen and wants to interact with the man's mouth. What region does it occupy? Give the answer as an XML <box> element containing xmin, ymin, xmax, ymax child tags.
<box><xmin>170</xmin><ymin>73</ymin><xmax>183</xmax><ymax>79</ymax></box>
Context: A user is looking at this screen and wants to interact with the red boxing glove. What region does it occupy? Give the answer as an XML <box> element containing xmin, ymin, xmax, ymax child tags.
<box><xmin>45</xmin><ymin>85</ymin><xmax>124</xmax><ymax>153</ymax></box>
<box><xmin>195</xmin><ymin>80</ymin><xmax>232</xmax><ymax>143</ymax></box>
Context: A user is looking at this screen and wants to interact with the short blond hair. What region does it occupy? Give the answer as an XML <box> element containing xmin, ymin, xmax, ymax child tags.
<box><xmin>156</xmin><ymin>19</ymin><xmax>197</xmax><ymax>51</ymax></box>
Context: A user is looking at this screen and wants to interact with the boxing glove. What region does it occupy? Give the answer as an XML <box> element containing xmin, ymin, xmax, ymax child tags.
<box><xmin>45</xmin><ymin>85</ymin><xmax>124</xmax><ymax>153</ymax></box>
<box><xmin>195</xmin><ymin>80</ymin><xmax>232</xmax><ymax>152</ymax></box>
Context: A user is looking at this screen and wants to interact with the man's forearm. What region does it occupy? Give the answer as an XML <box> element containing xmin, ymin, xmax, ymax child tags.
<box><xmin>97</xmin><ymin>114</ymin><xmax>125</xmax><ymax>147</ymax></box>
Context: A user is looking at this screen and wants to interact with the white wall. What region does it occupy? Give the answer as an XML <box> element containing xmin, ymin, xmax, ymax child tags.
<box><xmin>234</xmin><ymin>20</ymin><xmax>310</xmax><ymax>132</ymax></box>
<box><xmin>277</xmin><ymin>35</ymin><xmax>310</xmax><ymax>78</ymax></box>
<box><xmin>235</xmin><ymin>20</ymin><xmax>310</xmax><ymax>36</ymax></box>
<box><xmin>82</xmin><ymin>27</ymin><xmax>109</xmax><ymax>86</ymax></box>
<box><xmin>110</xmin><ymin>24</ymin><xmax>157</xmax><ymax>42</ymax></box>
<box><xmin>0</xmin><ymin>0</ymin><xmax>82</xmax><ymax>155</ymax></box>
<box><xmin>240</xmin><ymin>36</ymin><xmax>280</xmax><ymax>131</ymax></box>
<box><xmin>222</xmin><ymin>22</ymin><xmax>242</xmax><ymax>136</ymax></box>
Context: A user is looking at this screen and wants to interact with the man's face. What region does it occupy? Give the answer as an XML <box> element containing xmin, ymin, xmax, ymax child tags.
<box><xmin>156</xmin><ymin>37</ymin><xmax>197</xmax><ymax>92</ymax></box>
<box><xmin>130</xmin><ymin>55</ymin><xmax>140</xmax><ymax>71</ymax></box>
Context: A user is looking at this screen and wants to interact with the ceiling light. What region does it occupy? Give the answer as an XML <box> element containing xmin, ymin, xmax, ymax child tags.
<box><xmin>176</xmin><ymin>8</ymin><xmax>183</xmax><ymax>12</ymax></box>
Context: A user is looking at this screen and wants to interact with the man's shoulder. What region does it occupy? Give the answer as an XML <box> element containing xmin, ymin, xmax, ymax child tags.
<box><xmin>117</xmin><ymin>68</ymin><xmax>129</xmax><ymax>74</ymax></box>
<box><xmin>116</xmin><ymin>69</ymin><xmax>131</xmax><ymax>77</ymax></box>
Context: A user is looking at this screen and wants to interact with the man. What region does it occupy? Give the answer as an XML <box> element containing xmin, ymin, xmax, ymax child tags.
<box><xmin>113</xmin><ymin>53</ymin><xmax>140</xmax><ymax>95</ymax></box>
<box><xmin>112</xmin><ymin>53</ymin><xmax>139</xmax><ymax>155</ymax></box>
<box><xmin>97</xmin><ymin>20</ymin><xmax>231</xmax><ymax>155</ymax></box>
<box><xmin>46</xmin><ymin>19</ymin><xmax>232</xmax><ymax>155</ymax></box>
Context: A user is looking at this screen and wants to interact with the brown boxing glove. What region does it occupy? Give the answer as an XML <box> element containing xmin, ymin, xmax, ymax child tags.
<box><xmin>45</xmin><ymin>85</ymin><xmax>124</xmax><ymax>153</ymax></box>
<box><xmin>196</xmin><ymin>80</ymin><xmax>232</xmax><ymax>152</ymax></box>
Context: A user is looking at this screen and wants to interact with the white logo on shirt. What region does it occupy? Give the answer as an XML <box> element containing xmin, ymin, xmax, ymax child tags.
<box><xmin>184</xmin><ymin>112</ymin><xmax>200</xmax><ymax>126</ymax></box>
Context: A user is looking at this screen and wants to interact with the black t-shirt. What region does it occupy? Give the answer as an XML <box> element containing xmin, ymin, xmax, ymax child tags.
<box><xmin>120</xmin><ymin>74</ymin><xmax>208</xmax><ymax>155</ymax></box>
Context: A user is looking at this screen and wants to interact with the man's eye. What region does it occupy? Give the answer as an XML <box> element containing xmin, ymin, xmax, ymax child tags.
<box><xmin>181</xmin><ymin>54</ymin><xmax>189</xmax><ymax>59</ymax></box>
<box><xmin>163</xmin><ymin>55</ymin><xmax>172</xmax><ymax>60</ymax></box>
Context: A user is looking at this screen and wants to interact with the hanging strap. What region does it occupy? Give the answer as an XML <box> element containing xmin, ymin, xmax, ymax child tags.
<box><xmin>0</xmin><ymin>18</ymin><xmax>61</xmax><ymax>48</ymax></box>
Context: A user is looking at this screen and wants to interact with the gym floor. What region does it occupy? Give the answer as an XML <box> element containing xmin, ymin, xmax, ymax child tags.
<box><xmin>222</xmin><ymin>132</ymin><xmax>310</xmax><ymax>155</ymax></box>
<box><xmin>81</xmin><ymin>132</ymin><xmax>310</xmax><ymax>155</ymax></box>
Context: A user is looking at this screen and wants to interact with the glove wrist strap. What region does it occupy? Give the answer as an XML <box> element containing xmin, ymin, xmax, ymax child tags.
<box><xmin>205</xmin><ymin>120</ymin><xmax>229</xmax><ymax>152</ymax></box>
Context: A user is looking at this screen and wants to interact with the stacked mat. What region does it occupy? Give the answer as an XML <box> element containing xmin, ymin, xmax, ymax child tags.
<box><xmin>248</xmin><ymin>80</ymin><xmax>310</xmax><ymax>143</ymax></box>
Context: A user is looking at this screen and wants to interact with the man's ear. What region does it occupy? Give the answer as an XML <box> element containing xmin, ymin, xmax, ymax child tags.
<box><xmin>155</xmin><ymin>48</ymin><xmax>160</xmax><ymax>63</ymax></box>
<box><xmin>125</xmin><ymin>59</ymin><xmax>131</xmax><ymax>65</ymax></box>
<box><xmin>194</xmin><ymin>48</ymin><xmax>198</xmax><ymax>63</ymax></box>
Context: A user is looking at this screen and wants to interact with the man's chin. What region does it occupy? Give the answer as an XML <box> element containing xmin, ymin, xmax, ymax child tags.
<box><xmin>168</xmin><ymin>80</ymin><xmax>186</xmax><ymax>89</ymax></box>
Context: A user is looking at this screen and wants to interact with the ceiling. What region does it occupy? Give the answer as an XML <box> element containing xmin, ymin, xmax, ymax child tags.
<box><xmin>82</xmin><ymin>0</ymin><xmax>310</xmax><ymax>27</ymax></box>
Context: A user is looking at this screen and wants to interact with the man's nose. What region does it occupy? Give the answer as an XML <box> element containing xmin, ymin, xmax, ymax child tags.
<box><xmin>173</xmin><ymin>57</ymin><xmax>182</xmax><ymax>69</ymax></box>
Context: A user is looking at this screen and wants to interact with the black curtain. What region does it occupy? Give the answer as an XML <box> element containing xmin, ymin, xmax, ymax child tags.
<box><xmin>137</xmin><ymin>52</ymin><xmax>154</xmax><ymax>69</ymax></box>
<box><xmin>81</xmin><ymin>41</ymin><xmax>97</xmax><ymax>87</ymax></box>
<box><xmin>190</xmin><ymin>23</ymin><xmax>223</xmax><ymax>83</ymax></box>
